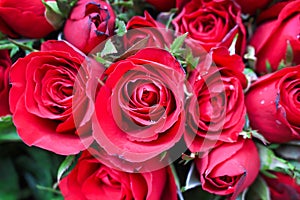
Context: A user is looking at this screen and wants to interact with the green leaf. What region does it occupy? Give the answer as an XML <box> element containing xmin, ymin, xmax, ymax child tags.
<box><xmin>0</xmin><ymin>115</ymin><xmax>21</xmax><ymax>142</ymax></box>
<box><xmin>57</xmin><ymin>0</ymin><xmax>78</xmax><ymax>18</ymax></box>
<box><xmin>265</xmin><ymin>60</ymin><xmax>272</xmax><ymax>73</ymax></box>
<box><xmin>243</xmin><ymin>68</ymin><xmax>258</xmax><ymax>92</ymax></box>
<box><xmin>55</xmin><ymin>155</ymin><xmax>76</xmax><ymax>187</ymax></box>
<box><xmin>245</xmin><ymin>175</ymin><xmax>271</xmax><ymax>200</ymax></box>
<box><xmin>257</xmin><ymin>143</ymin><xmax>296</xmax><ymax>176</ymax></box>
<box><xmin>251</xmin><ymin>130</ymin><xmax>269</xmax><ymax>145</ymax></box>
<box><xmin>170</xmin><ymin>32</ymin><xmax>188</xmax><ymax>54</ymax></box>
<box><xmin>101</xmin><ymin>39</ymin><xmax>118</xmax><ymax>57</ymax></box>
<box><xmin>0</xmin><ymin>158</ymin><xmax>20</xmax><ymax>200</ymax></box>
<box><xmin>285</xmin><ymin>40</ymin><xmax>293</xmax><ymax>66</ymax></box>
<box><xmin>115</xmin><ymin>19</ymin><xmax>127</xmax><ymax>36</ymax></box>
<box><xmin>181</xmin><ymin>163</ymin><xmax>201</xmax><ymax>192</ymax></box>
<box><xmin>42</xmin><ymin>0</ymin><xmax>65</xmax><ymax>29</ymax></box>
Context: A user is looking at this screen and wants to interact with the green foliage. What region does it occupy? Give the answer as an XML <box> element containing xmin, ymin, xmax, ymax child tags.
<box><xmin>0</xmin><ymin>143</ymin><xmax>64</xmax><ymax>200</ymax></box>
<box><xmin>245</xmin><ymin>176</ymin><xmax>271</xmax><ymax>200</ymax></box>
<box><xmin>0</xmin><ymin>115</ymin><xmax>21</xmax><ymax>142</ymax></box>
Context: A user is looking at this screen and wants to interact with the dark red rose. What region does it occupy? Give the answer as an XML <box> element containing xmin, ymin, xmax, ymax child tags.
<box><xmin>250</xmin><ymin>0</ymin><xmax>300</xmax><ymax>74</ymax></box>
<box><xmin>263</xmin><ymin>172</ymin><xmax>300</xmax><ymax>200</ymax></box>
<box><xmin>185</xmin><ymin>47</ymin><xmax>247</xmax><ymax>152</ymax></box>
<box><xmin>195</xmin><ymin>138</ymin><xmax>260</xmax><ymax>199</ymax></box>
<box><xmin>245</xmin><ymin>66</ymin><xmax>300</xmax><ymax>143</ymax></box>
<box><xmin>59</xmin><ymin>150</ymin><xmax>178</xmax><ymax>200</ymax></box>
<box><xmin>146</xmin><ymin>0</ymin><xmax>176</xmax><ymax>12</ymax></box>
<box><xmin>0</xmin><ymin>0</ymin><xmax>55</xmax><ymax>38</ymax></box>
<box><xmin>63</xmin><ymin>0</ymin><xmax>116</xmax><ymax>54</ymax></box>
<box><xmin>234</xmin><ymin>0</ymin><xmax>272</xmax><ymax>15</ymax></box>
<box><xmin>125</xmin><ymin>11</ymin><xmax>173</xmax><ymax>49</ymax></box>
<box><xmin>172</xmin><ymin>0</ymin><xmax>246</xmax><ymax>55</ymax></box>
<box><xmin>0</xmin><ymin>50</ymin><xmax>11</xmax><ymax>116</ymax></box>
<box><xmin>93</xmin><ymin>48</ymin><xmax>185</xmax><ymax>163</ymax></box>
<box><xmin>9</xmin><ymin>40</ymin><xmax>104</xmax><ymax>155</ymax></box>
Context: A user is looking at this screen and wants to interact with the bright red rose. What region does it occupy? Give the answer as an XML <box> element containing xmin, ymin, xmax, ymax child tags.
<box><xmin>245</xmin><ymin>66</ymin><xmax>300</xmax><ymax>143</ymax></box>
<box><xmin>63</xmin><ymin>0</ymin><xmax>116</xmax><ymax>54</ymax></box>
<box><xmin>172</xmin><ymin>0</ymin><xmax>246</xmax><ymax>55</ymax></box>
<box><xmin>125</xmin><ymin>11</ymin><xmax>173</xmax><ymax>49</ymax></box>
<box><xmin>146</xmin><ymin>0</ymin><xmax>176</xmax><ymax>12</ymax></box>
<box><xmin>9</xmin><ymin>40</ymin><xmax>104</xmax><ymax>155</ymax></box>
<box><xmin>195</xmin><ymin>138</ymin><xmax>260</xmax><ymax>199</ymax></box>
<box><xmin>0</xmin><ymin>50</ymin><xmax>11</xmax><ymax>116</ymax></box>
<box><xmin>93</xmin><ymin>48</ymin><xmax>185</xmax><ymax>163</ymax></box>
<box><xmin>234</xmin><ymin>0</ymin><xmax>272</xmax><ymax>15</ymax></box>
<box><xmin>263</xmin><ymin>172</ymin><xmax>300</xmax><ymax>200</ymax></box>
<box><xmin>250</xmin><ymin>0</ymin><xmax>300</xmax><ymax>74</ymax></box>
<box><xmin>0</xmin><ymin>0</ymin><xmax>55</xmax><ymax>38</ymax></box>
<box><xmin>185</xmin><ymin>47</ymin><xmax>247</xmax><ymax>153</ymax></box>
<box><xmin>59</xmin><ymin>150</ymin><xmax>178</xmax><ymax>200</ymax></box>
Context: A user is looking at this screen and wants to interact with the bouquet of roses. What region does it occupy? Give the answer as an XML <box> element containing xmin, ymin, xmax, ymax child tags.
<box><xmin>0</xmin><ymin>0</ymin><xmax>299</xmax><ymax>199</ymax></box>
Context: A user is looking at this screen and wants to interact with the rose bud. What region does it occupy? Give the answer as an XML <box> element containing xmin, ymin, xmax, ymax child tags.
<box><xmin>9</xmin><ymin>40</ymin><xmax>105</xmax><ymax>155</ymax></box>
<box><xmin>245</xmin><ymin>65</ymin><xmax>300</xmax><ymax>143</ymax></box>
<box><xmin>63</xmin><ymin>0</ymin><xmax>116</xmax><ymax>54</ymax></box>
<box><xmin>146</xmin><ymin>0</ymin><xmax>176</xmax><ymax>12</ymax></box>
<box><xmin>195</xmin><ymin>138</ymin><xmax>260</xmax><ymax>199</ymax></box>
<box><xmin>125</xmin><ymin>11</ymin><xmax>173</xmax><ymax>49</ymax></box>
<box><xmin>234</xmin><ymin>0</ymin><xmax>272</xmax><ymax>15</ymax></box>
<box><xmin>172</xmin><ymin>0</ymin><xmax>246</xmax><ymax>55</ymax></box>
<box><xmin>185</xmin><ymin>47</ymin><xmax>247</xmax><ymax>153</ymax></box>
<box><xmin>59</xmin><ymin>150</ymin><xmax>178</xmax><ymax>200</ymax></box>
<box><xmin>263</xmin><ymin>172</ymin><xmax>300</xmax><ymax>200</ymax></box>
<box><xmin>0</xmin><ymin>0</ymin><xmax>55</xmax><ymax>38</ymax></box>
<box><xmin>250</xmin><ymin>0</ymin><xmax>300</xmax><ymax>74</ymax></box>
<box><xmin>92</xmin><ymin>48</ymin><xmax>186</xmax><ymax>163</ymax></box>
<box><xmin>0</xmin><ymin>50</ymin><xmax>11</xmax><ymax>116</ymax></box>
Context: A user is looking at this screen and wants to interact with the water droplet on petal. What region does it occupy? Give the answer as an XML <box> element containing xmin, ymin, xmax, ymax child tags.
<box><xmin>260</xmin><ymin>100</ymin><xmax>265</xmax><ymax>105</ymax></box>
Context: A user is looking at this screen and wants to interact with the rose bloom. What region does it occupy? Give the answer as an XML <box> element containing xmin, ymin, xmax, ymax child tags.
<box><xmin>250</xmin><ymin>0</ymin><xmax>300</xmax><ymax>74</ymax></box>
<box><xmin>0</xmin><ymin>50</ymin><xmax>11</xmax><ymax>116</ymax></box>
<box><xmin>125</xmin><ymin>11</ymin><xmax>173</xmax><ymax>49</ymax></box>
<box><xmin>0</xmin><ymin>0</ymin><xmax>55</xmax><ymax>38</ymax></box>
<box><xmin>9</xmin><ymin>40</ymin><xmax>104</xmax><ymax>155</ymax></box>
<box><xmin>64</xmin><ymin>0</ymin><xmax>116</xmax><ymax>54</ymax></box>
<box><xmin>59</xmin><ymin>150</ymin><xmax>178</xmax><ymax>200</ymax></box>
<box><xmin>263</xmin><ymin>172</ymin><xmax>300</xmax><ymax>200</ymax></box>
<box><xmin>234</xmin><ymin>0</ymin><xmax>272</xmax><ymax>15</ymax></box>
<box><xmin>195</xmin><ymin>138</ymin><xmax>260</xmax><ymax>199</ymax></box>
<box><xmin>93</xmin><ymin>48</ymin><xmax>185</xmax><ymax>163</ymax></box>
<box><xmin>146</xmin><ymin>0</ymin><xmax>176</xmax><ymax>12</ymax></box>
<box><xmin>245</xmin><ymin>65</ymin><xmax>300</xmax><ymax>143</ymax></box>
<box><xmin>185</xmin><ymin>47</ymin><xmax>247</xmax><ymax>153</ymax></box>
<box><xmin>172</xmin><ymin>0</ymin><xmax>246</xmax><ymax>55</ymax></box>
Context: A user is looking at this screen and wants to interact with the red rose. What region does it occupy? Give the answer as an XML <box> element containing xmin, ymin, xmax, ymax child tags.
<box><xmin>0</xmin><ymin>50</ymin><xmax>11</xmax><ymax>116</ymax></box>
<box><xmin>250</xmin><ymin>0</ymin><xmax>300</xmax><ymax>74</ymax></box>
<box><xmin>185</xmin><ymin>47</ymin><xmax>247</xmax><ymax>152</ymax></box>
<box><xmin>125</xmin><ymin>11</ymin><xmax>173</xmax><ymax>49</ymax></box>
<box><xmin>9</xmin><ymin>40</ymin><xmax>104</xmax><ymax>155</ymax></box>
<box><xmin>234</xmin><ymin>0</ymin><xmax>272</xmax><ymax>15</ymax></box>
<box><xmin>59</xmin><ymin>150</ymin><xmax>178</xmax><ymax>200</ymax></box>
<box><xmin>195</xmin><ymin>138</ymin><xmax>260</xmax><ymax>199</ymax></box>
<box><xmin>93</xmin><ymin>48</ymin><xmax>185</xmax><ymax>163</ymax></box>
<box><xmin>172</xmin><ymin>0</ymin><xmax>246</xmax><ymax>55</ymax></box>
<box><xmin>0</xmin><ymin>0</ymin><xmax>55</xmax><ymax>38</ymax></box>
<box><xmin>146</xmin><ymin>0</ymin><xmax>176</xmax><ymax>12</ymax></box>
<box><xmin>63</xmin><ymin>0</ymin><xmax>116</xmax><ymax>54</ymax></box>
<box><xmin>245</xmin><ymin>66</ymin><xmax>300</xmax><ymax>143</ymax></box>
<box><xmin>263</xmin><ymin>172</ymin><xmax>300</xmax><ymax>200</ymax></box>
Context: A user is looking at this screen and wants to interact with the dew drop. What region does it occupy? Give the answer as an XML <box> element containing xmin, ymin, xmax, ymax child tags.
<box><xmin>229</xmin><ymin>85</ymin><xmax>234</xmax><ymax>90</ymax></box>
<box><xmin>276</xmin><ymin>120</ymin><xmax>282</xmax><ymax>125</ymax></box>
<box><xmin>297</xmin><ymin>34</ymin><xmax>300</xmax><ymax>40</ymax></box>
<box><xmin>260</xmin><ymin>100</ymin><xmax>265</xmax><ymax>105</ymax></box>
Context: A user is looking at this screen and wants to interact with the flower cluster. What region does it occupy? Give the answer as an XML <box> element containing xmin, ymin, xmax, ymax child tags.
<box><xmin>0</xmin><ymin>0</ymin><xmax>299</xmax><ymax>200</ymax></box>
